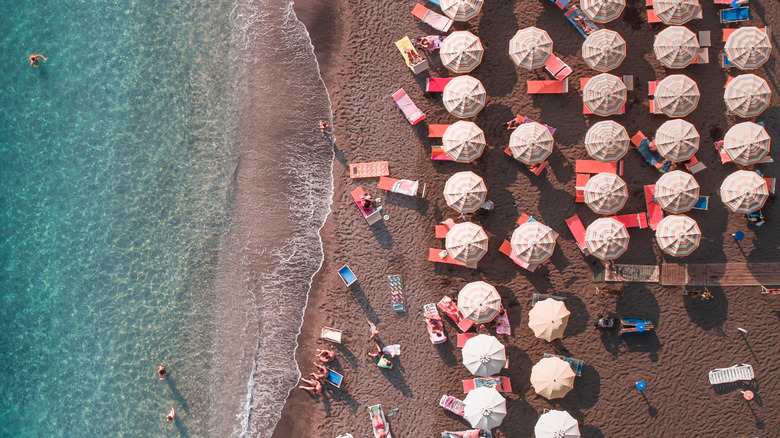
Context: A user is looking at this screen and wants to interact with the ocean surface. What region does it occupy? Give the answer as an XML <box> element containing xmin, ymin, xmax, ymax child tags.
<box><xmin>0</xmin><ymin>1</ymin><xmax>333</xmax><ymax>436</ymax></box>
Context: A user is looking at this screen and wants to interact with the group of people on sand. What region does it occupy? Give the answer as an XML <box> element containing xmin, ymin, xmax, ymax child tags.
<box><xmin>156</xmin><ymin>365</ymin><xmax>177</xmax><ymax>422</ymax></box>
<box><xmin>298</xmin><ymin>348</ymin><xmax>336</xmax><ymax>397</ymax></box>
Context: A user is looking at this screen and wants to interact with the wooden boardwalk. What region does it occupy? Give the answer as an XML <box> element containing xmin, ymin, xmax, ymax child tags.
<box><xmin>598</xmin><ymin>264</ymin><xmax>660</xmax><ymax>283</ymax></box>
<box><xmin>661</xmin><ymin>263</ymin><xmax>780</xmax><ymax>286</ymax></box>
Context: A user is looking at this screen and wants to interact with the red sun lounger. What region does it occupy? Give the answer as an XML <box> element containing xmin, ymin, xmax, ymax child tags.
<box><xmin>393</xmin><ymin>88</ymin><xmax>426</xmax><ymax>125</ymax></box>
<box><xmin>351</xmin><ymin>187</ymin><xmax>384</xmax><ymax>225</ymax></box>
<box><xmin>463</xmin><ymin>377</ymin><xmax>512</xmax><ymax>393</ymax></box>
<box><xmin>503</xmin><ymin>147</ymin><xmax>549</xmax><ymax>175</ymax></box>
<box><xmin>429</xmin><ymin>248</ymin><xmax>477</xmax><ymax>269</ymax></box>
<box><xmin>575</xmin><ymin>159</ymin><xmax>624</xmax><ymax>175</ymax></box>
<box><xmin>566</xmin><ymin>215</ymin><xmax>590</xmax><ymax>255</ymax></box>
<box><xmin>574</xmin><ymin>174</ymin><xmax>591</xmax><ymax>203</ymax></box>
<box><xmin>644</xmin><ymin>185</ymin><xmax>664</xmax><ymax>230</ymax></box>
<box><xmin>722</xmin><ymin>27</ymin><xmax>767</xmax><ymax>42</ymax></box>
<box><xmin>438</xmin><ymin>295</ymin><xmax>474</xmax><ymax>332</ymax></box>
<box><xmin>439</xmin><ymin>395</ymin><xmax>465</xmax><ymax>417</ymax></box>
<box><xmin>349</xmin><ymin>161</ymin><xmax>389</xmax><ymax>179</ymax></box>
<box><xmin>431</xmin><ymin>145</ymin><xmax>454</xmax><ymax>161</ymax></box>
<box><xmin>544</xmin><ymin>54</ymin><xmax>572</xmax><ymax>81</ymax></box>
<box><xmin>611</xmin><ymin>212</ymin><xmax>649</xmax><ymax>229</ymax></box>
<box><xmin>527</xmin><ymin>78</ymin><xmax>568</xmax><ymax>94</ymax></box>
<box><xmin>411</xmin><ymin>3</ymin><xmax>453</xmax><ymax>32</ymax></box>
<box><xmin>456</xmin><ymin>333</ymin><xmax>478</xmax><ymax>348</ymax></box>
<box><xmin>428</xmin><ymin>124</ymin><xmax>450</xmax><ymax>138</ymax></box>
<box><xmin>426</xmin><ymin>77</ymin><xmax>453</xmax><ymax>93</ymax></box>
<box><xmin>378</xmin><ymin>176</ymin><xmax>426</xmax><ymax>197</ymax></box>
<box><xmin>499</xmin><ymin>240</ymin><xmax>539</xmax><ymax>272</ymax></box>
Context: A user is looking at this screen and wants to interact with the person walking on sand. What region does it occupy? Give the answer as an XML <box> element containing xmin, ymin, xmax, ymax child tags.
<box><xmin>29</xmin><ymin>53</ymin><xmax>47</xmax><ymax>67</ymax></box>
<box><xmin>157</xmin><ymin>365</ymin><xmax>167</xmax><ymax>380</ymax></box>
<box><xmin>367</xmin><ymin>318</ymin><xmax>379</xmax><ymax>339</ymax></box>
<box><xmin>319</xmin><ymin>121</ymin><xmax>329</xmax><ymax>134</ymax></box>
<box><xmin>299</xmin><ymin>377</ymin><xmax>322</xmax><ymax>396</ymax></box>
<box><xmin>166</xmin><ymin>407</ymin><xmax>175</xmax><ymax>422</ymax></box>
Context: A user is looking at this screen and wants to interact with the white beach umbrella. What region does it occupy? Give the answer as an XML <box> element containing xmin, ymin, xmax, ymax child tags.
<box><xmin>508</xmin><ymin>122</ymin><xmax>554</xmax><ymax>164</ymax></box>
<box><xmin>725</xmin><ymin>27</ymin><xmax>772</xmax><ymax>71</ymax></box>
<box><xmin>530</xmin><ymin>357</ymin><xmax>576</xmax><ymax>399</ymax></box>
<box><xmin>654</xmin><ymin>74</ymin><xmax>700</xmax><ymax>118</ymax></box>
<box><xmin>581</xmin><ymin>0</ymin><xmax>625</xmax><ymax>23</ymax></box>
<box><xmin>442</xmin><ymin>121</ymin><xmax>486</xmax><ymax>162</ymax></box>
<box><xmin>462</xmin><ymin>334</ymin><xmax>507</xmax><ymax>377</ymax></box>
<box><xmin>528</xmin><ymin>298</ymin><xmax>570</xmax><ymax>342</ymax></box>
<box><xmin>654</xmin><ymin>170</ymin><xmax>700</xmax><ymax>213</ymax></box>
<box><xmin>535</xmin><ymin>410</ymin><xmax>581</xmax><ymax>438</ymax></box>
<box><xmin>585</xmin><ymin>217</ymin><xmax>629</xmax><ymax>260</ymax></box>
<box><xmin>440</xmin><ymin>0</ymin><xmax>484</xmax><ymax>21</ymax></box>
<box><xmin>652</xmin><ymin>0</ymin><xmax>701</xmax><ymax>25</ymax></box>
<box><xmin>655</xmin><ymin>214</ymin><xmax>701</xmax><ymax>257</ymax></box>
<box><xmin>584</xmin><ymin>173</ymin><xmax>628</xmax><ymax>215</ymax></box>
<box><xmin>654</xmin><ymin>26</ymin><xmax>699</xmax><ymax>69</ymax></box>
<box><xmin>458</xmin><ymin>281</ymin><xmax>501</xmax><ymax>324</ymax></box>
<box><xmin>440</xmin><ymin>31</ymin><xmax>484</xmax><ymax>74</ymax></box>
<box><xmin>463</xmin><ymin>387</ymin><xmax>507</xmax><ymax>430</ymax></box>
<box><xmin>582</xmin><ymin>29</ymin><xmax>626</xmax><ymax>72</ymax></box>
<box><xmin>723</xmin><ymin>122</ymin><xmax>771</xmax><ymax>165</ymax></box>
<box><xmin>443</xmin><ymin>75</ymin><xmax>486</xmax><ymax>118</ymax></box>
<box><xmin>583</xmin><ymin>73</ymin><xmax>627</xmax><ymax>117</ymax></box>
<box><xmin>446</xmin><ymin>222</ymin><xmax>488</xmax><ymax>264</ymax></box>
<box><xmin>724</xmin><ymin>74</ymin><xmax>771</xmax><ymax>118</ymax></box>
<box><xmin>444</xmin><ymin>171</ymin><xmax>487</xmax><ymax>213</ymax></box>
<box><xmin>585</xmin><ymin>121</ymin><xmax>629</xmax><ymax>162</ymax></box>
<box><xmin>720</xmin><ymin>170</ymin><xmax>769</xmax><ymax>213</ymax></box>
<box><xmin>511</xmin><ymin>221</ymin><xmax>557</xmax><ymax>264</ymax></box>
<box><xmin>509</xmin><ymin>27</ymin><xmax>553</xmax><ymax>70</ymax></box>
<box><xmin>654</xmin><ymin>119</ymin><xmax>699</xmax><ymax>162</ymax></box>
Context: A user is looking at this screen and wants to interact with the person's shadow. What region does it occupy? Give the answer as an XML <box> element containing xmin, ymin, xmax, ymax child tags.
<box><xmin>165</xmin><ymin>377</ymin><xmax>190</xmax><ymax>414</ymax></box>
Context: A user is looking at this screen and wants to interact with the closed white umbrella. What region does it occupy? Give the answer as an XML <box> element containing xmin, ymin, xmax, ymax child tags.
<box><xmin>585</xmin><ymin>121</ymin><xmax>629</xmax><ymax>162</ymax></box>
<box><xmin>653</xmin><ymin>0</ymin><xmax>701</xmax><ymax>25</ymax></box>
<box><xmin>442</xmin><ymin>121</ymin><xmax>486</xmax><ymax>162</ymax></box>
<box><xmin>720</xmin><ymin>170</ymin><xmax>769</xmax><ymax>213</ymax></box>
<box><xmin>584</xmin><ymin>173</ymin><xmax>628</xmax><ymax>215</ymax></box>
<box><xmin>535</xmin><ymin>410</ymin><xmax>581</xmax><ymax>438</ymax></box>
<box><xmin>508</xmin><ymin>122</ymin><xmax>554</xmax><ymax>164</ymax></box>
<box><xmin>528</xmin><ymin>298</ymin><xmax>570</xmax><ymax>341</ymax></box>
<box><xmin>654</xmin><ymin>119</ymin><xmax>699</xmax><ymax>162</ymax></box>
<box><xmin>440</xmin><ymin>0</ymin><xmax>484</xmax><ymax>21</ymax></box>
<box><xmin>444</xmin><ymin>171</ymin><xmax>487</xmax><ymax>213</ymax></box>
<box><xmin>654</xmin><ymin>26</ymin><xmax>699</xmax><ymax>69</ymax></box>
<box><xmin>583</xmin><ymin>73</ymin><xmax>627</xmax><ymax>117</ymax></box>
<box><xmin>723</xmin><ymin>122</ymin><xmax>771</xmax><ymax>165</ymax></box>
<box><xmin>654</xmin><ymin>74</ymin><xmax>700</xmax><ymax>118</ymax></box>
<box><xmin>462</xmin><ymin>334</ymin><xmax>506</xmax><ymax>377</ymax></box>
<box><xmin>509</xmin><ymin>27</ymin><xmax>553</xmax><ymax>70</ymax></box>
<box><xmin>443</xmin><ymin>75</ymin><xmax>486</xmax><ymax>118</ymax></box>
<box><xmin>581</xmin><ymin>0</ymin><xmax>625</xmax><ymax>23</ymax></box>
<box><xmin>655</xmin><ymin>214</ymin><xmax>701</xmax><ymax>257</ymax></box>
<box><xmin>585</xmin><ymin>217</ymin><xmax>629</xmax><ymax>260</ymax></box>
<box><xmin>440</xmin><ymin>31</ymin><xmax>484</xmax><ymax>74</ymax></box>
<box><xmin>463</xmin><ymin>387</ymin><xmax>507</xmax><ymax>430</ymax></box>
<box><xmin>446</xmin><ymin>222</ymin><xmax>488</xmax><ymax>264</ymax></box>
<box><xmin>724</xmin><ymin>74</ymin><xmax>771</xmax><ymax>118</ymax></box>
<box><xmin>654</xmin><ymin>170</ymin><xmax>700</xmax><ymax>213</ymax></box>
<box><xmin>582</xmin><ymin>29</ymin><xmax>626</xmax><ymax>72</ymax></box>
<box><xmin>458</xmin><ymin>281</ymin><xmax>501</xmax><ymax>324</ymax></box>
<box><xmin>725</xmin><ymin>26</ymin><xmax>772</xmax><ymax>70</ymax></box>
<box><xmin>530</xmin><ymin>357</ymin><xmax>576</xmax><ymax>399</ymax></box>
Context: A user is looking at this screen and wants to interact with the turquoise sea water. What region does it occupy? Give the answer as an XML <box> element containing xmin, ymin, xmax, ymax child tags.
<box><xmin>1</xmin><ymin>1</ymin><xmax>237</xmax><ymax>435</ymax></box>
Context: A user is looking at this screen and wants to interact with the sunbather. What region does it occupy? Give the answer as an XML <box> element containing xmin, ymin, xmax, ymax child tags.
<box><xmin>426</xmin><ymin>319</ymin><xmax>444</xmax><ymax>337</ymax></box>
<box><xmin>299</xmin><ymin>377</ymin><xmax>323</xmax><ymax>396</ymax></box>
<box><xmin>316</xmin><ymin>348</ymin><xmax>336</xmax><ymax>363</ymax></box>
<box><xmin>404</xmin><ymin>48</ymin><xmax>423</xmax><ymax>65</ymax></box>
<box><xmin>503</xmin><ymin>117</ymin><xmax>522</xmax><ymax>130</ymax></box>
<box><xmin>310</xmin><ymin>362</ymin><xmax>329</xmax><ymax>379</ymax></box>
<box><xmin>360</xmin><ymin>194</ymin><xmax>375</xmax><ymax>210</ymax></box>
<box><xmin>370</xmin><ymin>410</ymin><xmax>388</xmax><ymax>437</ymax></box>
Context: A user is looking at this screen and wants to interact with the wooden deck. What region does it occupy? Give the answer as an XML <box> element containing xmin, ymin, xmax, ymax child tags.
<box><xmin>598</xmin><ymin>264</ymin><xmax>660</xmax><ymax>283</ymax></box>
<box><xmin>661</xmin><ymin>263</ymin><xmax>780</xmax><ymax>286</ymax></box>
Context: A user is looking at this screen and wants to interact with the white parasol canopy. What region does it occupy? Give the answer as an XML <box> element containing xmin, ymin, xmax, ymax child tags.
<box><xmin>462</xmin><ymin>334</ymin><xmax>507</xmax><ymax>377</ymax></box>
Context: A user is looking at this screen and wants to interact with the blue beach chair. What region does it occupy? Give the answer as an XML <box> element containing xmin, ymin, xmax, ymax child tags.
<box><xmin>720</xmin><ymin>7</ymin><xmax>748</xmax><ymax>23</ymax></box>
<box><xmin>338</xmin><ymin>264</ymin><xmax>357</xmax><ymax>286</ymax></box>
<box><xmin>692</xmin><ymin>196</ymin><xmax>709</xmax><ymax>210</ymax></box>
<box><xmin>324</xmin><ymin>369</ymin><xmax>344</xmax><ymax>388</ymax></box>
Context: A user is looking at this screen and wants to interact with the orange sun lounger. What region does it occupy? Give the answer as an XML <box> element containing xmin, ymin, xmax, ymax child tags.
<box><xmin>393</xmin><ymin>88</ymin><xmax>426</xmax><ymax>125</ymax></box>
<box><xmin>527</xmin><ymin>78</ymin><xmax>568</xmax><ymax>94</ymax></box>
<box><xmin>575</xmin><ymin>160</ymin><xmax>624</xmax><ymax>176</ymax></box>
<box><xmin>411</xmin><ymin>3</ymin><xmax>453</xmax><ymax>32</ymax></box>
<box><xmin>426</xmin><ymin>77</ymin><xmax>453</xmax><ymax>93</ymax></box>
<box><xmin>544</xmin><ymin>54</ymin><xmax>572</xmax><ymax>81</ymax></box>
<box><xmin>610</xmin><ymin>212</ymin><xmax>649</xmax><ymax>229</ymax></box>
<box><xmin>463</xmin><ymin>377</ymin><xmax>512</xmax><ymax>393</ymax></box>
<box><xmin>574</xmin><ymin>174</ymin><xmax>591</xmax><ymax>203</ymax></box>
<box><xmin>429</xmin><ymin>248</ymin><xmax>477</xmax><ymax>269</ymax></box>
<box><xmin>350</xmin><ymin>161</ymin><xmax>389</xmax><ymax>179</ymax></box>
<box><xmin>378</xmin><ymin>176</ymin><xmax>426</xmax><ymax>197</ymax></box>
<box><xmin>499</xmin><ymin>240</ymin><xmax>539</xmax><ymax>272</ymax></box>
<box><xmin>565</xmin><ymin>215</ymin><xmax>590</xmax><ymax>255</ymax></box>
<box><xmin>431</xmin><ymin>145</ymin><xmax>454</xmax><ymax>161</ymax></box>
<box><xmin>438</xmin><ymin>296</ymin><xmax>474</xmax><ymax>332</ymax></box>
<box><xmin>644</xmin><ymin>185</ymin><xmax>664</xmax><ymax>230</ymax></box>
<box><xmin>456</xmin><ymin>333</ymin><xmax>478</xmax><ymax>348</ymax></box>
<box><xmin>428</xmin><ymin>124</ymin><xmax>450</xmax><ymax>138</ymax></box>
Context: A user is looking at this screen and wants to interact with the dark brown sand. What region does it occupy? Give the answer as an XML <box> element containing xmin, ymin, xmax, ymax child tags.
<box><xmin>275</xmin><ymin>0</ymin><xmax>780</xmax><ymax>436</ymax></box>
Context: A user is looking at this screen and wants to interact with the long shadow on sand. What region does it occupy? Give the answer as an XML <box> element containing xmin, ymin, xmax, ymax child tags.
<box><xmin>435</xmin><ymin>340</ymin><xmax>459</xmax><ymax>367</ymax></box>
<box><xmin>348</xmin><ymin>283</ymin><xmax>378</xmax><ymax>324</ymax></box>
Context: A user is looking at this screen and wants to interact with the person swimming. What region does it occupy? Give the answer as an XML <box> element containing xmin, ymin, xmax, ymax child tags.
<box><xmin>29</xmin><ymin>53</ymin><xmax>47</xmax><ymax>67</ymax></box>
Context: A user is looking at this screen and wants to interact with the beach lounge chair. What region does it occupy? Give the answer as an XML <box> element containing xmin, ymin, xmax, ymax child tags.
<box><xmin>708</xmin><ymin>364</ymin><xmax>754</xmax><ymax>385</ymax></box>
<box><xmin>456</xmin><ymin>333</ymin><xmax>478</xmax><ymax>348</ymax></box>
<box><xmin>543</xmin><ymin>353</ymin><xmax>584</xmax><ymax>376</ymax></box>
<box><xmin>565</xmin><ymin>215</ymin><xmax>590</xmax><ymax>255</ymax></box>
<box><xmin>507</xmin><ymin>115</ymin><xmax>557</xmax><ymax>136</ymax></box>
<box><xmin>532</xmin><ymin>293</ymin><xmax>566</xmax><ymax>307</ymax></box>
<box><xmin>431</xmin><ymin>145</ymin><xmax>454</xmax><ymax>161</ymax></box>
<box><xmin>632</xmin><ymin>131</ymin><xmax>672</xmax><ymax>173</ymax></box>
<box><xmin>644</xmin><ymin>185</ymin><xmax>664</xmax><ymax>230</ymax></box>
<box><xmin>546</xmin><ymin>0</ymin><xmax>571</xmax><ymax>9</ymax></box>
<box><xmin>575</xmin><ymin>159</ymin><xmax>624</xmax><ymax>176</ymax></box>
<box><xmin>338</xmin><ymin>264</ymin><xmax>357</xmax><ymax>287</ymax></box>
<box><xmin>350</xmin><ymin>161</ymin><xmax>390</xmax><ymax>179</ymax></box>
<box><xmin>747</xmin><ymin>210</ymin><xmax>765</xmax><ymax>226</ymax></box>
<box><xmin>424</xmin><ymin>303</ymin><xmax>448</xmax><ymax>344</ymax></box>
<box><xmin>692</xmin><ymin>196</ymin><xmax>709</xmax><ymax>210</ymax></box>
<box><xmin>611</xmin><ymin>212</ymin><xmax>649</xmax><ymax>229</ymax></box>
<box><xmin>378</xmin><ymin>176</ymin><xmax>426</xmax><ymax>198</ymax></box>
<box><xmin>720</xmin><ymin>6</ymin><xmax>749</xmax><ymax>23</ymax></box>
<box><xmin>694</xmin><ymin>47</ymin><xmax>709</xmax><ymax>64</ymax></box>
<box><xmin>429</xmin><ymin>248</ymin><xmax>478</xmax><ymax>269</ymax></box>
<box><xmin>351</xmin><ymin>187</ymin><xmax>384</xmax><ymax>225</ymax></box>
<box><xmin>462</xmin><ymin>377</ymin><xmax>512</xmax><ymax>393</ymax></box>
<box><xmin>321</xmin><ymin>326</ymin><xmax>343</xmax><ymax>344</ymax></box>
<box><xmin>720</xmin><ymin>53</ymin><xmax>734</xmax><ymax>68</ymax></box>
<box><xmin>392</xmin><ymin>88</ymin><xmax>426</xmax><ymax>125</ymax></box>
<box><xmin>685</xmin><ymin>155</ymin><xmax>707</xmax><ymax>174</ymax></box>
<box><xmin>698</xmin><ymin>31</ymin><xmax>711</xmax><ymax>47</ymax></box>
<box><xmin>764</xmin><ymin>178</ymin><xmax>776</xmax><ymax>194</ymax></box>
<box><xmin>438</xmin><ymin>296</ymin><xmax>474</xmax><ymax>331</ymax></box>
<box><xmin>388</xmin><ymin>275</ymin><xmax>406</xmax><ymax>312</ymax></box>
<box><xmin>619</xmin><ymin>318</ymin><xmax>654</xmax><ymax>335</ymax></box>
<box><xmin>761</xmin><ymin>285</ymin><xmax>780</xmax><ymax>295</ymax></box>
<box><xmin>426</xmin><ymin>77</ymin><xmax>453</xmax><ymax>93</ymax></box>
<box><xmin>527</xmin><ymin>78</ymin><xmax>568</xmax><ymax>94</ymax></box>
<box><xmin>324</xmin><ymin>369</ymin><xmax>344</xmax><ymax>388</ymax></box>
<box><xmin>439</xmin><ymin>395</ymin><xmax>465</xmax><ymax>417</ymax></box>
<box><xmin>368</xmin><ymin>405</ymin><xmax>392</xmax><ymax>438</ymax></box>
<box><xmin>441</xmin><ymin>430</ymin><xmax>492</xmax><ymax>438</ymax></box>
<box><xmin>564</xmin><ymin>6</ymin><xmax>600</xmax><ymax>38</ymax></box>
<box><xmin>395</xmin><ymin>36</ymin><xmax>429</xmax><ymax>74</ymax></box>
<box><xmin>429</xmin><ymin>124</ymin><xmax>450</xmax><ymax>138</ymax></box>
<box><xmin>544</xmin><ymin>54</ymin><xmax>572</xmax><ymax>81</ymax></box>
<box><xmin>411</xmin><ymin>3</ymin><xmax>453</xmax><ymax>32</ymax></box>
<box><xmin>574</xmin><ymin>173</ymin><xmax>590</xmax><ymax>202</ymax></box>
<box><xmin>714</xmin><ymin>140</ymin><xmax>775</xmax><ymax>165</ymax></box>
<box><xmin>722</xmin><ymin>27</ymin><xmax>768</xmax><ymax>43</ymax></box>
<box><xmin>500</xmin><ymin>240</ymin><xmax>539</xmax><ymax>272</ymax></box>
<box><xmin>336</xmin><ymin>434</ymin><xmax>354</xmax><ymax>438</ymax></box>
<box><xmin>435</xmin><ymin>219</ymin><xmax>455</xmax><ymax>238</ymax></box>
<box><xmin>494</xmin><ymin>308</ymin><xmax>511</xmax><ymax>335</ymax></box>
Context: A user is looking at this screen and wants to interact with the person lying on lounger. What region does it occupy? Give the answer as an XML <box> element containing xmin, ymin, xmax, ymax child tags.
<box><xmin>426</xmin><ymin>320</ymin><xmax>444</xmax><ymax>337</ymax></box>
<box><xmin>316</xmin><ymin>348</ymin><xmax>336</xmax><ymax>363</ymax></box>
<box><xmin>310</xmin><ymin>362</ymin><xmax>329</xmax><ymax>380</ymax></box>
<box><xmin>404</xmin><ymin>48</ymin><xmax>423</xmax><ymax>65</ymax></box>
<box><xmin>503</xmin><ymin>117</ymin><xmax>522</xmax><ymax>130</ymax></box>
<box><xmin>299</xmin><ymin>377</ymin><xmax>323</xmax><ymax>396</ymax></box>
<box><xmin>371</xmin><ymin>411</ymin><xmax>388</xmax><ymax>437</ymax></box>
<box><xmin>360</xmin><ymin>194</ymin><xmax>375</xmax><ymax>211</ymax></box>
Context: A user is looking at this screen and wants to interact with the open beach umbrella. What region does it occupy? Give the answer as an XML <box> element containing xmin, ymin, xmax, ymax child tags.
<box><xmin>652</xmin><ymin>0</ymin><xmax>701</xmax><ymax>25</ymax></box>
<box><xmin>511</xmin><ymin>221</ymin><xmax>557</xmax><ymax>264</ymax></box>
<box><xmin>535</xmin><ymin>410</ymin><xmax>581</xmax><ymax>438</ymax></box>
<box><xmin>582</xmin><ymin>29</ymin><xmax>626</xmax><ymax>72</ymax></box>
<box><xmin>723</xmin><ymin>122</ymin><xmax>771</xmax><ymax>165</ymax></box>
<box><xmin>444</xmin><ymin>171</ymin><xmax>487</xmax><ymax>213</ymax></box>
<box><xmin>446</xmin><ymin>222</ymin><xmax>488</xmax><ymax>264</ymax></box>
<box><xmin>654</xmin><ymin>26</ymin><xmax>699</xmax><ymax>69</ymax></box>
<box><xmin>583</xmin><ymin>73</ymin><xmax>627</xmax><ymax>117</ymax></box>
<box><xmin>531</xmin><ymin>357</ymin><xmax>576</xmax><ymax>399</ymax></box>
<box><xmin>654</xmin><ymin>170</ymin><xmax>700</xmax><ymax>213</ymax></box>
<box><xmin>440</xmin><ymin>0</ymin><xmax>484</xmax><ymax>21</ymax></box>
<box><xmin>462</xmin><ymin>334</ymin><xmax>507</xmax><ymax>377</ymax></box>
<box><xmin>720</xmin><ymin>170</ymin><xmax>768</xmax><ymax>213</ymax></box>
<box><xmin>440</xmin><ymin>31</ymin><xmax>484</xmax><ymax>74</ymax></box>
<box><xmin>654</xmin><ymin>74</ymin><xmax>700</xmax><ymax>118</ymax></box>
<box><xmin>458</xmin><ymin>281</ymin><xmax>501</xmax><ymax>324</ymax></box>
<box><xmin>508</xmin><ymin>122</ymin><xmax>554</xmax><ymax>164</ymax></box>
<box><xmin>528</xmin><ymin>298</ymin><xmax>570</xmax><ymax>342</ymax></box>
<box><xmin>509</xmin><ymin>27</ymin><xmax>553</xmax><ymax>70</ymax></box>
<box><xmin>655</xmin><ymin>214</ymin><xmax>701</xmax><ymax>257</ymax></box>
<box><xmin>463</xmin><ymin>387</ymin><xmax>506</xmax><ymax>430</ymax></box>
<box><xmin>443</xmin><ymin>75</ymin><xmax>486</xmax><ymax>118</ymax></box>
<box><xmin>585</xmin><ymin>121</ymin><xmax>629</xmax><ymax>162</ymax></box>
<box><xmin>584</xmin><ymin>173</ymin><xmax>628</xmax><ymax>215</ymax></box>
<box><xmin>581</xmin><ymin>0</ymin><xmax>625</xmax><ymax>23</ymax></box>
<box><xmin>725</xmin><ymin>27</ymin><xmax>772</xmax><ymax>70</ymax></box>
<box><xmin>654</xmin><ymin>119</ymin><xmax>699</xmax><ymax>162</ymax></box>
<box><xmin>442</xmin><ymin>121</ymin><xmax>486</xmax><ymax>162</ymax></box>
<box><xmin>724</xmin><ymin>74</ymin><xmax>771</xmax><ymax>118</ymax></box>
<box><xmin>585</xmin><ymin>217</ymin><xmax>629</xmax><ymax>260</ymax></box>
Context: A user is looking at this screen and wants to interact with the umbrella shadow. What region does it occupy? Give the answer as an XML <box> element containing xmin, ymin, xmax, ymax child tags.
<box><xmin>683</xmin><ymin>286</ymin><xmax>729</xmax><ymax>330</ymax></box>
<box><xmin>436</xmin><ymin>339</ymin><xmax>460</xmax><ymax>367</ymax></box>
<box><xmin>496</xmin><ymin>398</ymin><xmax>535</xmax><ymax>438</ymax></box>
<box><xmin>559</xmin><ymin>293</ymin><xmax>589</xmax><ymax>337</ymax></box>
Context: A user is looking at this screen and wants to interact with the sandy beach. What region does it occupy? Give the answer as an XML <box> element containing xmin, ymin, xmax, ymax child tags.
<box><xmin>275</xmin><ymin>0</ymin><xmax>780</xmax><ymax>436</ymax></box>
